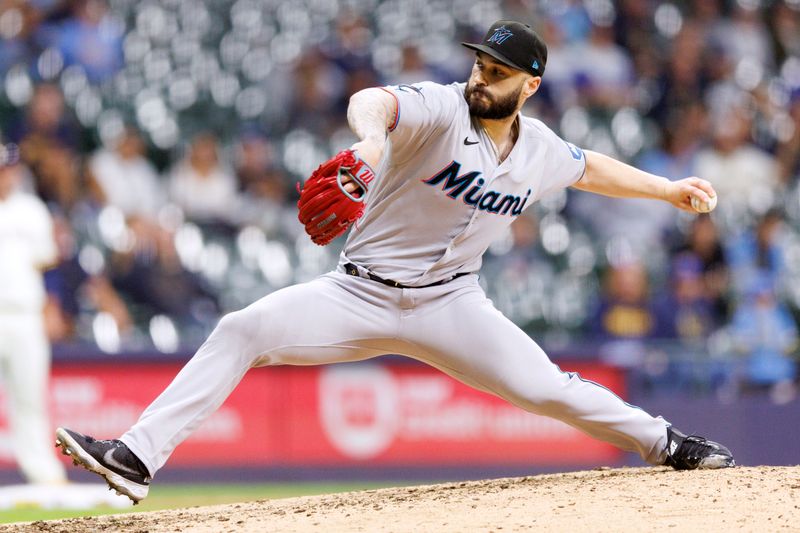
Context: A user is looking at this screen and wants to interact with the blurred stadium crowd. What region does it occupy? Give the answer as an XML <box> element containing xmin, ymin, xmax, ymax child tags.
<box><xmin>1</xmin><ymin>0</ymin><xmax>800</xmax><ymax>399</ymax></box>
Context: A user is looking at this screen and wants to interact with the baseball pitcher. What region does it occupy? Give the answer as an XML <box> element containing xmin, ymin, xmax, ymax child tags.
<box><xmin>57</xmin><ymin>20</ymin><xmax>733</xmax><ymax>503</ymax></box>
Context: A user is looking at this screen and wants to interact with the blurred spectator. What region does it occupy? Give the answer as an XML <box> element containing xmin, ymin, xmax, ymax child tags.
<box><xmin>591</xmin><ymin>261</ymin><xmax>660</xmax><ymax>341</ymax></box>
<box><xmin>767</xmin><ymin>1</ymin><xmax>800</xmax><ymax>62</ymax></box>
<box><xmin>672</xmin><ymin>214</ymin><xmax>730</xmax><ymax>323</ymax></box>
<box><xmin>650</xmin><ymin>23</ymin><xmax>709</xmax><ymax>122</ymax></box>
<box><xmin>776</xmin><ymin>93</ymin><xmax>800</xmax><ymax>183</ymax></box>
<box><xmin>482</xmin><ymin>213</ymin><xmax>551</xmax><ymax>329</ymax></box>
<box><xmin>7</xmin><ymin>83</ymin><xmax>83</xmax><ymax>211</ymax></box>
<box><xmin>322</xmin><ymin>13</ymin><xmax>380</xmax><ymax>117</ymax></box>
<box><xmin>535</xmin><ymin>18</ymin><xmax>577</xmax><ymax>118</ymax></box>
<box><xmin>570</xmin><ymin>23</ymin><xmax>635</xmax><ymax>110</ymax></box>
<box><xmin>392</xmin><ymin>44</ymin><xmax>449</xmax><ymax>86</ymax></box>
<box><xmin>43</xmin><ymin>214</ymin><xmax>132</xmax><ymax>343</ymax></box>
<box><xmin>0</xmin><ymin>143</ymin><xmax>67</xmax><ymax>484</ymax></box>
<box><xmin>9</xmin><ymin>82</ymin><xmax>79</xmax><ymax>156</ymax></box>
<box><xmin>694</xmin><ymin>105</ymin><xmax>780</xmax><ymax>216</ymax></box>
<box><xmin>108</xmin><ymin>227</ymin><xmax>219</xmax><ymax>330</ymax></box>
<box><xmin>234</xmin><ymin>133</ymin><xmax>292</xmax><ymax>232</ymax></box>
<box><xmin>650</xmin><ymin>253</ymin><xmax>721</xmax><ymax>392</ymax></box>
<box><xmin>654</xmin><ymin>253</ymin><xmax>718</xmax><ymax>342</ymax></box>
<box><xmin>639</xmin><ymin>104</ymin><xmax>706</xmax><ymax>182</ymax></box>
<box><xmin>0</xmin><ymin>2</ymin><xmax>45</xmax><ymax>75</ymax></box>
<box><xmin>88</xmin><ymin>125</ymin><xmax>163</xmax><ymax>220</ymax></box>
<box><xmin>613</xmin><ymin>0</ymin><xmax>656</xmax><ymax>53</ymax></box>
<box><xmin>340</xmin><ymin>64</ymin><xmax>381</xmax><ymax>112</ymax></box>
<box><xmin>48</xmin><ymin>0</ymin><xmax>123</xmax><ymax>83</ymax></box>
<box><xmin>235</xmin><ymin>134</ymin><xmax>284</xmax><ymax>201</ymax></box>
<box><xmin>729</xmin><ymin>274</ymin><xmax>798</xmax><ymax>397</ymax></box>
<box><xmin>545</xmin><ymin>0</ymin><xmax>592</xmax><ymax>44</ymax></box>
<box><xmin>31</xmin><ymin>142</ymin><xmax>83</xmax><ymax>212</ymax></box>
<box><xmin>87</xmin><ymin>125</ymin><xmax>166</xmax><ymax>274</ymax></box>
<box><xmin>168</xmin><ymin>132</ymin><xmax>239</xmax><ymax>228</ymax></box>
<box><xmin>288</xmin><ymin>49</ymin><xmax>347</xmax><ymax>134</ymax></box>
<box><xmin>572</xmin><ymin>104</ymin><xmax>706</xmax><ymax>254</ymax></box>
<box><xmin>710</xmin><ymin>3</ymin><xmax>774</xmax><ymax>71</ymax></box>
<box><xmin>322</xmin><ymin>11</ymin><xmax>373</xmax><ymax>72</ymax></box>
<box><xmin>727</xmin><ymin>208</ymin><xmax>786</xmax><ymax>299</ymax></box>
<box><xmin>589</xmin><ymin>261</ymin><xmax>663</xmax><ymax>368</ymax></box>
<box><xmin>569</xmin><ymin>191</ymin><xmax>673</xmax><ymax>258</ymax></box>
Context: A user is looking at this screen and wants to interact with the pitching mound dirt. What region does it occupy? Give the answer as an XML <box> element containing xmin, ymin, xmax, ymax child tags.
<box><xmin>7</xmin><ymin>466</ymin><xmax>800</xmax><ymax>532</ymax></box>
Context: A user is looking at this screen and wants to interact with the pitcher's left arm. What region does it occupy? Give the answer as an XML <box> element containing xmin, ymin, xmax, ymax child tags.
<box><xmin>572</xmin><ymin>150</ymin><xmax>715</xmax><ymax>213</ymax></box>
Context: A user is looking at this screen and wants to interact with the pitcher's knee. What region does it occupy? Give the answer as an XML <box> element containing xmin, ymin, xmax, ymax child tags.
<box><xmin>500</xmin><ymin>376</ymin><xmax>572</xmax><ymax>416</ymax></box>
<box><xmin>210</xmin><ymin>310</ymin><xmax>258</xmax><ymax>357</ymax></box>
<box><xmin>512</xmin><ymin>392</ymin><xmax>565</xmax><ymax>417</ymax></box>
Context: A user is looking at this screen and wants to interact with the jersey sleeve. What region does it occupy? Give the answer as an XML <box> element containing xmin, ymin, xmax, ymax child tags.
<box><xmin>380</xmin><ymin>82</ymin><xmax>459</xmax><ymax>162</ymax></box>
<box><xmin>537</xmin><ymin>125</ymin><xmax>587</xmax><ymax>199</ymax></box>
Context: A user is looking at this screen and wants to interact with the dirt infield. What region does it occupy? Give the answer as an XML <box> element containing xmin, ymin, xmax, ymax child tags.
<box><xmin>7</xmin><ymin>466</ymin><xmax>800</xmax><ymax>532</ymax></box>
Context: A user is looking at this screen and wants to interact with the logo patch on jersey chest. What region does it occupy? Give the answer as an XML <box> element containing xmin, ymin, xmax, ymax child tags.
<box><xmin>422</xmin><ymin>160</ymin><xmax>530</xmax><ymax>216</ymax></box>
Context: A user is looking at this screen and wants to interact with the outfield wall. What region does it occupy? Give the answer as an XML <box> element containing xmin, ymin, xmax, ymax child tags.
<box><xmin>0</xmin><ymin>355</ymin><xmax>795</xmax><ymax>483</ymax></box>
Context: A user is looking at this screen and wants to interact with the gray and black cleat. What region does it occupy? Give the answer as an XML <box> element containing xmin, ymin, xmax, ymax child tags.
<box><xmin>55</xmin><ymin>427</ymin><xmax>151</xmax><ymax>503</ymax></box>
<box><xmin>663</xmin><ymin>426</ymin><xmax>735</xmax><ymax>470</ymax></box>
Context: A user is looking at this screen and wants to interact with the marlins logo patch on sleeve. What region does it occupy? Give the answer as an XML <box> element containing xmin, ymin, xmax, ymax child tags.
<box><xmin>564</xmin><ymin>141</ymin><xmax>584</xmax><ymax>161</ymax></box>
<box><xmin>392</xmin><ymin>84</ymin><xmax>424</xmax><ymax>98</ymax></box>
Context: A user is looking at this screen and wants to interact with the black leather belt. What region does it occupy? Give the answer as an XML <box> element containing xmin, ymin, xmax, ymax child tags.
<box><xmin>344</xmin><ymin>263</ymin><xmax>470</xmax><ymax>289</ymax></box>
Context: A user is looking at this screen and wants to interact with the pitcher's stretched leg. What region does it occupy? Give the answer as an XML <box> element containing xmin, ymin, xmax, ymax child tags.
<box><xmin>120</xmin><ymin>273</ymin><xmax>401</xmax><ymax>475</ymax></box>
<box><xmin>401</xmin><ymin>277</ymin><xmax>669</xmax><ymax>464</ymax></box>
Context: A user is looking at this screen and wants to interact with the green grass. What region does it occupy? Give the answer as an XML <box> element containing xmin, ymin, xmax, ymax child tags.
<box><xmin>0</xmin><ymin>481</ymin><xmax>396</xmax><ymax>525</ymax></box>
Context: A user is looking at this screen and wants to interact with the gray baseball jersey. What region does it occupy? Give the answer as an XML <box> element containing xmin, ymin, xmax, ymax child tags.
<box><xmin>343</xmin><ymin>81</ymin><xmax>585</xmax><ymax>286</ymax></box>
<box><xmin>119</xmin><ymin>81</ymin><xmax>670</xmax><ymax>476</ymax></box>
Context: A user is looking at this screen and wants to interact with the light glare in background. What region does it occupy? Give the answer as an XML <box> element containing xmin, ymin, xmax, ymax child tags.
<box><xmin>93</xmin><ymin>312</ymin><xmax>121</xmax><ymax>353</ymax></box>
<box><xmin>4</xmin><ymin>65</ymin><xmax>32</xmax><ymax>106</ymax></box>
<box><xmin>60</xmin><ymin>65</ymin><xmax>90</xmax><ymax>106</ymax></box>
<box><xmin>78</xmin><ymin>245</ymin><xmax>106</xmax><ymax>276</ymax></box>
<box><xmin>259</xmin><ymin>241</ymin><xmax>293</xmax><ymax>287</ymax></box>
<box><xmin>175</xmin><ymin>223</ymin><xmax>205</xmax><ymax>272</ymax></box>
<box><xmin>654</xmin><ymin>3</ymin><xmax>682</xmax><ymax>37</ymax></box>
<box><xmin>37</xmin><ymin>47</ymin><xmax>64</xmax><ymax>80</ymax></box>
<box><xmin>0</xmin><ymin>8</ymin><xmax>23</xmax><ymax>39</ymax></box>
<box><xmin>540</xmin><ymin>215</ymin><xmax>570</xmax><ymax>256</ymax></box>
<box><xmin>150</xmin><ymin>315</ymin><xmax>180</xmax><ymax>353</ymax></box>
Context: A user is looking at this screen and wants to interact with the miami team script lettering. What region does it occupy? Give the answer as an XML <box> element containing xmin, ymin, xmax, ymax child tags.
<box><xmin>422</xmin><ymin>160</ymin><xmax>530</xmax><ymax>216</ymax></box>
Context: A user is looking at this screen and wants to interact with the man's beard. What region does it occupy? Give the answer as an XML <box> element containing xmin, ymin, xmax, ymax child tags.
<box><xmin>464</xmin><ymin>82</ymin><xmax>522</xmax><ymax>119</ymax></box>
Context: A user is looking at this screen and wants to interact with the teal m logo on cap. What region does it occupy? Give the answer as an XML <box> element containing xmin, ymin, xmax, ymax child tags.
<box><xmin>532</xmin><ymin>60</ymin><xmax>539</xmax><ymax>71</ymax></box>
<box><xmin>487</xmin><ymin>26</ymin><xmax>513</xmax><ymax>45</ymax></box>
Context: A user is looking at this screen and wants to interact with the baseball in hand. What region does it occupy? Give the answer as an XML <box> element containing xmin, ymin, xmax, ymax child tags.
<box><xmin>691</xmin><ymin>193</ymin><xmax>717</xmax><ymax>213</ymax></box>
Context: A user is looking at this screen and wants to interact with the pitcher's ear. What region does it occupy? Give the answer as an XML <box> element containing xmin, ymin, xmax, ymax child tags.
<box><xmin>522</xmin><ymin>76</ymin><xmax>541</xmax><ymax>99</ymax></box>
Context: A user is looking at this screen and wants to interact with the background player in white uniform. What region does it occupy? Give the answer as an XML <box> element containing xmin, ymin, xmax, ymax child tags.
<box><xmin>0</xmin><ymin>143</ymin><xmax>67</xmax><ymax>486</ymax></box>
<box><xmin>56</xmin><ymin>20</ymin><xmax>733</xmax><ymax>503</ymax></box>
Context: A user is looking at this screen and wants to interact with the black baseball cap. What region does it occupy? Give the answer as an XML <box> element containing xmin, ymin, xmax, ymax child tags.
<box><xmin>462</xmin><ymin>20</ymin><xmax>547</xmax><ymax>77</ymax></box>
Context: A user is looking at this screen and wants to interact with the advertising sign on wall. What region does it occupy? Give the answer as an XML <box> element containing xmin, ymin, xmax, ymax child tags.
<box><xmin>0</xmin><ymin>360</ymin><xmax>625</xmax><ymax>469</ymax></box>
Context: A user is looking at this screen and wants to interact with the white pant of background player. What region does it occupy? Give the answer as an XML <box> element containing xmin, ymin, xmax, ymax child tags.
<box><xmin>0</xmin><ymin>311</ymin><xmax>66</xmax><ymax>484</ymax></box>
<box><xmin>121</xmin><ymin>271</ymin><xmax>670</xmax><ymax>476</ymax></box>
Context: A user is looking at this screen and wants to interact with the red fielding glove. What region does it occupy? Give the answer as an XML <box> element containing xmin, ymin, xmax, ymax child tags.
<box><xmin>297</xmin><ymin>150</ymin><xmax>376</xmax><ymax>246</ymax></box>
